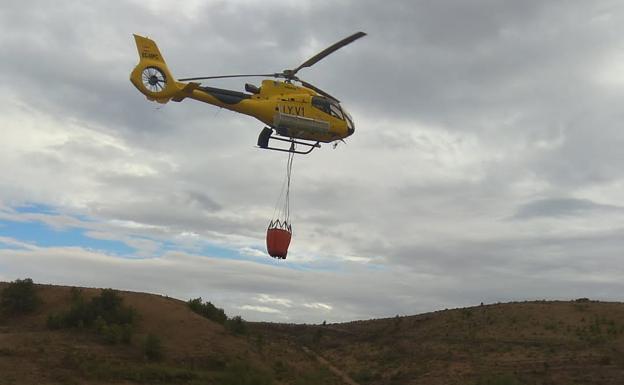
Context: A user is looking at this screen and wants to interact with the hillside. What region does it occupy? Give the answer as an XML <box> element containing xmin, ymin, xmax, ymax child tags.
<box><xmin>254</xmin><ymin>301</ymin><xmax>624</xmax><ymax>384</ymax></box>
<box><xmin>2</xmin><ymin>282</ymin><xmax>624</xmax><ymax>385</ymax></box>
<box><xmin>0</xmin><ymin>282</ymin><xmax>334</xmax><ymax>385</ymax></box>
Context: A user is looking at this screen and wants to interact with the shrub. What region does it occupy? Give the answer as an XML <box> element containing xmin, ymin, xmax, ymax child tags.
<box><xmin>143</xmin><ymin>333</ymin><xmax>164</xmax><ymax>361</ymax></box>
<box><xmin>47</xmin><ymin>314</ymin><xmax>63</xmax><ymax>329</ymax></box>
<box><xmin>102</xmin><ymin>323</ymin><xmax>123</xmax><ymax>344</ymax></box>
<box><xmin>312</xmin><ymin>328</ymin><xmax>323</xmax><ymax>345</ymax></box>
<box><xmin>52</xmin><ymin>289</ymin><xmax>135</xmax><ymax>328</ymax></box>
<box><xmin>47</xmin><ymin>288</ymin><xmax>136</xmax><ymax>344</ymax></box>
<box><xmin>475</xmin><ymin>373</ymin><xmax>523</xmax><ymax>385</ymax></box>
<box><xmin>187</xmin><ymin>297</ymin><xmax>227</xmax><ymax>324</ymax></box>
<box><xmin>273</xmin><ymin>360</ymin><xmax>288</xmax><ymax>380</ymax></box>
<box><xmin>0</xmin><ymin>278</ymin><xmax>41</xmax><ymax>315</ymax></box>
<box><xmin>219</xmin><ymin>360</ymin><xmax>272</xmax><ymax>385</ymax></box>
<box><xmin>294</xmin><ymin>367</ymin><xmax>332</xmax><ymax>385</ymax></box>
<box><xmin>226</xmin><ymin>315</ymin><xmax>248</xmax><ymax>335</ymax></box>
<box><xmin>352</xmin><ymin>368</ymin><xmax>380</xmax><ymax>384</ymax></box>
<box><xmin>121</xmin><ymin>324</ymin><xmax>133</xmax><ymax>344</ymax></box>
<box><xmin>461</xmin><ymin>308</ymin><xmax>473</xmax><ymax>319</ymax></box>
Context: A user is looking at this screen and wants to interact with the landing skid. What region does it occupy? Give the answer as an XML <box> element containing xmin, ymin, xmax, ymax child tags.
<box><xmin>257</xmin><ymin>127</ymin><xmax>321</xmax><ymax>155</ymax></box>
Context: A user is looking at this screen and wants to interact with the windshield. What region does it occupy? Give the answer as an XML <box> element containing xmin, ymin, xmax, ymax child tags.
<box><xmin>329</xmin><ymin>103</ymin><xmax>344</xmax><ymax>120</ymax></box>
<box><xmin>312</xmin><ymin>96</ymin><xmax>344</xmax><ymax>120</ymax></box>
<box><xmin>342</xmin><ymin>106</ymin><xmax>355</xmax><ymax>134</ymax></box>
<box><xmin>312</xmin><ymin>96</ymin><xmax>354</xmax><ymax>134</ymax></box>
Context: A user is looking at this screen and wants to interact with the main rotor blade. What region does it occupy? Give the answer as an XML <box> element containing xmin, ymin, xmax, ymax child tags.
<box><xmin>300</xmin><ymin>80</ymin><xmax>340</xmax><ymax>103</ymax></box>
<box><xmin>290</xmin><ymin>32</ymin><xmax>366</xmax><ymax>76</ymax></box>
<box><xmin>178</xmin><ymin>73</ymin><xmax>277</xmax><ymax>81</ymax></box>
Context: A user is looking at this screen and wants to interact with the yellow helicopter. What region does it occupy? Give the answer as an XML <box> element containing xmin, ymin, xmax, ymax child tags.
<box><xmin>130</xmin><ymin>32</ymin><xmax>366</xmax><ymax>154</ymax></box>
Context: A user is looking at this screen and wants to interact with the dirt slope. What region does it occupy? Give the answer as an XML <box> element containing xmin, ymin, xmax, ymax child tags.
<box><xmin>3</xmin><ymin>282</ymin><xmax>624</xmax><ymax>385</ymax></box>
<box><xmin>0</xmin><ymin>283</ymin><xmax>334</xmax><ymax>385</ymax></box>
<box><xmin>255</xmin><ymin>301</ymin><xmax>624</xmax><ymax>385</ymax></box>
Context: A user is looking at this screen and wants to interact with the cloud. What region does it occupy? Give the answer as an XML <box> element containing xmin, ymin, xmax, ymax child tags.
<box><xmin>303</xmin><ymin>302</ymin><xmax>333</xmax><ymax>311</ymax></box>
<box><xmin>0</xmin><ymin>239</ymin><xmax>451</xmax><ymax>322</ymax></box>
<box><xmin>0</xmin><ymin>236</ymin><xmax>38</xmax><ymax>251</ymax></box>
<box><xmin>1</xmin><ymin>0</ymin><xmax>624</xmax><ymax>322</ymax></box>
<box><xmin>513</xmin><ymin>197</ymin><xmax>624</xmax><ymax>219</ymax></box>
<box><xmin>256</xmin><ymin>294</ymin><xmax>293</xmax><ymax>308</ymax></box>
<box><xmin>240</xmin><ymin>305</ymin><xmax>282</xmax><ymax>314</ymax></box>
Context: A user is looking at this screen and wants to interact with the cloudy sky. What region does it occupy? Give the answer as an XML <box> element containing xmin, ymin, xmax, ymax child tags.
<box><xmin>1</xmin><ymin>0</ymin><xmax>624</xmax><ymax>323</ymax></box>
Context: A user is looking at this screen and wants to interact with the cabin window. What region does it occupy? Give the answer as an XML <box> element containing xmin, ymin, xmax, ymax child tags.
<box><xmin>343</xmin><ymin>108</ymin><xmax>354</xmax><ymax>131</ymax></box>
<box><xmin>311</xmin><ymin>96</ymin><xmax>330</xmax><ymax>114</ymax></box>
<box><xmin>345</xmin><ymin>115</ymin><xmax>354</xmax><ymax>130</ymax></box>
<box><xmin>329</xmin><ymin>103</ymin><xmax>344</xmax><ymax>120</ymax></box>
<box><xmin>312</xmin><ymin>96</ymin><xmax>345</xmax><ymax>120</ymax></box>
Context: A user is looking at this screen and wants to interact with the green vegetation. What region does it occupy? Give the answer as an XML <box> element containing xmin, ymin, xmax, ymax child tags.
<box><xmin>0</xmin><ymin>278</ymin><xmax>41</xmax><ymax>315</ymax></box>
<box><xmin>47</xmin><ymin>288</ymin><xmax>136</xmax><ymax>344</ymax></box>
<box><xmin>574</xmin><ymin>315</ymin><xmax>621</xmax><ymax>345</ymax></box>
<box><xmin>272</xmin><ymin>360</ymin><xmax>288</xmax><ymax>381</ymax></box>
<box><xmin>352</xmin><ymin>367</ymin><xmax>381</xmax><ymax>384</ymax></box>
<box><xmin>54</xmin><ymin>348</ymin><xmax>277</xmax><ymax>385</ymax></box>
<box><xmin>60</xmin><ymin>349</ymin><xmax>197</xmax><ymax>383</ymax></box>
<box><xmin>475</xmin><ymin>373</ymin><xmax>523</xmax><ymax>385</ymax></box>
<box><xmin>187</xmin><ymin>297</ymin><xmax>227</xmax><ymax>324</ymax></box>
<box><xmin>226</xmin><ymin>315</ymin><xmax>248</xmax><ymax>335</ymax></box>
<box><xmin>188</xmin><ymin>297</ymin><xmax>248</xmax><ymax>335</ymax></box>
<box><xmin>4</xmin><ymin>283</ymin><xmax>624</xmax><ymax>385</ymax></box>
<box><xmin>59</xmin><ymin>353</ymin><xmax>273</xmax><ymax>385</ymax></box>
<box><xmin>143</xmin><ymin>333</ymin><xmax>164</xmax><ymax>361</ymax></box>
<box><xmin>292</xmin><ymin>367</ymin><xmax>335</xmax><ymax>385</ymax></box>
<box><xmin>218</xmin><ymin>360</ymin><xmax>273</xmax><ymax>385</ymax></box>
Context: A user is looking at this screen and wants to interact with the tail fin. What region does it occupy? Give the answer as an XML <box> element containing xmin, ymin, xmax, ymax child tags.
<box><xmin>130</xmin><ymin>35</ymin><xmax>183</xmax><ymax>103</ymax></box>
<box><xmin>134</xmin><ymin>34</ymin><xmax>166</xmax><ymax>63</ymax></box>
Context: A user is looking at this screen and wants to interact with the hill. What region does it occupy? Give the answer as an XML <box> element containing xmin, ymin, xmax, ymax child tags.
<box><xmin>2</xmin><ymin>281</ymin><xmax>624</xmax><ymax>384</ymax></box>
<box><xmin>0</xmin><ymin>282</ymin><xmax>333</xmax><ymax>385</ymax></box>
<box><xmin>253</xmin><ymin>300</ymin><xmax>624</xmax><ymax>384</ymax></box>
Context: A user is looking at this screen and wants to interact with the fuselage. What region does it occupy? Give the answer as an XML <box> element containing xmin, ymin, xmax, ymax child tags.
<box><xmin>182</xmin><ymin>80</ymin><xmax>354</xmax><ymax>143</ymax></box>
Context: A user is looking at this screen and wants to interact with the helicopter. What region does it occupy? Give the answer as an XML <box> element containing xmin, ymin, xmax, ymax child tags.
<box><xmin>130</xmin><ymin>32</ymin><xmax>366</xmax><ymax>154</ymax></box>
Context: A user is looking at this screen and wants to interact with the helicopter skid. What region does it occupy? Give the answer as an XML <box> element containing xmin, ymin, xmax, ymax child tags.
<box><xmin>257</xmin><ymin>127</ymin><xmax>320</xmax><ymax>155</ymax></box>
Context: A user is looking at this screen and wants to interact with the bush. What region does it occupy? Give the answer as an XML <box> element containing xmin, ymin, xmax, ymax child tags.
<box><xmin>226</xmin><ymin>315</ymin><xmax>248</xmax><ymax>335</ymax></box>
<box><xmin>352</xmin><ymin>368</ymin><xmax>380</xmax><ymax>384</ymax></box>
<box><xmin>219</xmin><ymin>360</ymin><xmax>272</xmax><ymax>385</ymax></box>
<box><xmin>1</xmin><ymin>278</ymin><xmax>41</xmax><ymax>315</ymax></box>
<box><xmin>187</xmin><ymin>297</ymin><xmax>227</xmax><ymax>324</ymax></box>
<box><xmin>53</xmin><ymin>289</ymin><xmax>135</xmax><ymax>328</ymax></box>
<box><xmin>101</xmin><ymin>324</ymin><xmax>123</xmax><ymax>344</ymax></box>
<box><xmin>475</xmin><ymin>373</ymin><xmax>523</xmax><ymax>385</ymax></box>
<box><xmin>293</xmin><ymin>367</ymin><xmax>333</xmax><ymax>385</ymax></box>
<box><xmin>121</xmin><ymin>324</ymin><xmax>133</xmax><ymax>344</ymax></box>
<box><xmin>143</xmin><ymin>333</ymin><xmax>164</xmax><ymax>361</ymax></box>
<box><xmin>47</xmin><ymin>288</ymin><xmax>136</xmax><ymax>344</ymax></box>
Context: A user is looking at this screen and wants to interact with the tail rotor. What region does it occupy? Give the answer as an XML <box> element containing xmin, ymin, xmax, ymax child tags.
<box><xmin>141</xmin><ymin>67</ymin><xmax>167</xmax><ymax>93</ymax></box>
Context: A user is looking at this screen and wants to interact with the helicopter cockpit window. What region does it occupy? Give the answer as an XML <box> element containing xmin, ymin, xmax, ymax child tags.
<box><xmin>312</xmin><ymin>96</ymin><xmax>346</xmax><ymax>121</ymax></box>
<box><xmin>343</xmin><ymin>109</ymin><xmax>354</xmax><ymax>130</ymax></box>
<box><xmin>311</xmin><ymin>96</ymin><xmax>331</xmax><ymax>114</ymax></box>
<box><xmin>329</xmin><ymin>103</ymin><xmax>344</xmax><ymax>120</ymax></box>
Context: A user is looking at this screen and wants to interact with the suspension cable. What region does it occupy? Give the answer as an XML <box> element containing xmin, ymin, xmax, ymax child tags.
<box><xmin>284</xmin><ymin>149</ymin><xmax>295</xmax><ymax>223</ymax></box>
<box><xmin>270</xmin><ymin>142</ymin><xmax>295</xmax><ymax>230</ymax></box>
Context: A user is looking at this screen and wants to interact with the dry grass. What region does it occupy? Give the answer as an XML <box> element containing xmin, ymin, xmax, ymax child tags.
<box><xmin>0</xmin><ymin>282</ymin><xmax>334</xmax><ymax>385</ymax></box>
<box><xmin>254</xmin><ymin>300</ymin><xmax>624</xmax><ymax>385</ymax></box>
<box><xmin>2</xmin><ymin>282</ymin><xmax>624</xmax><ymax>385</ymax></box>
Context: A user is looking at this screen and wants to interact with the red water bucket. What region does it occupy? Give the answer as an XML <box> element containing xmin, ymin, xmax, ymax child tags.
<box><xmin>266</xmin><ymin>221</ymin><xmax>292</xmax><ymax>259</ymax></box>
